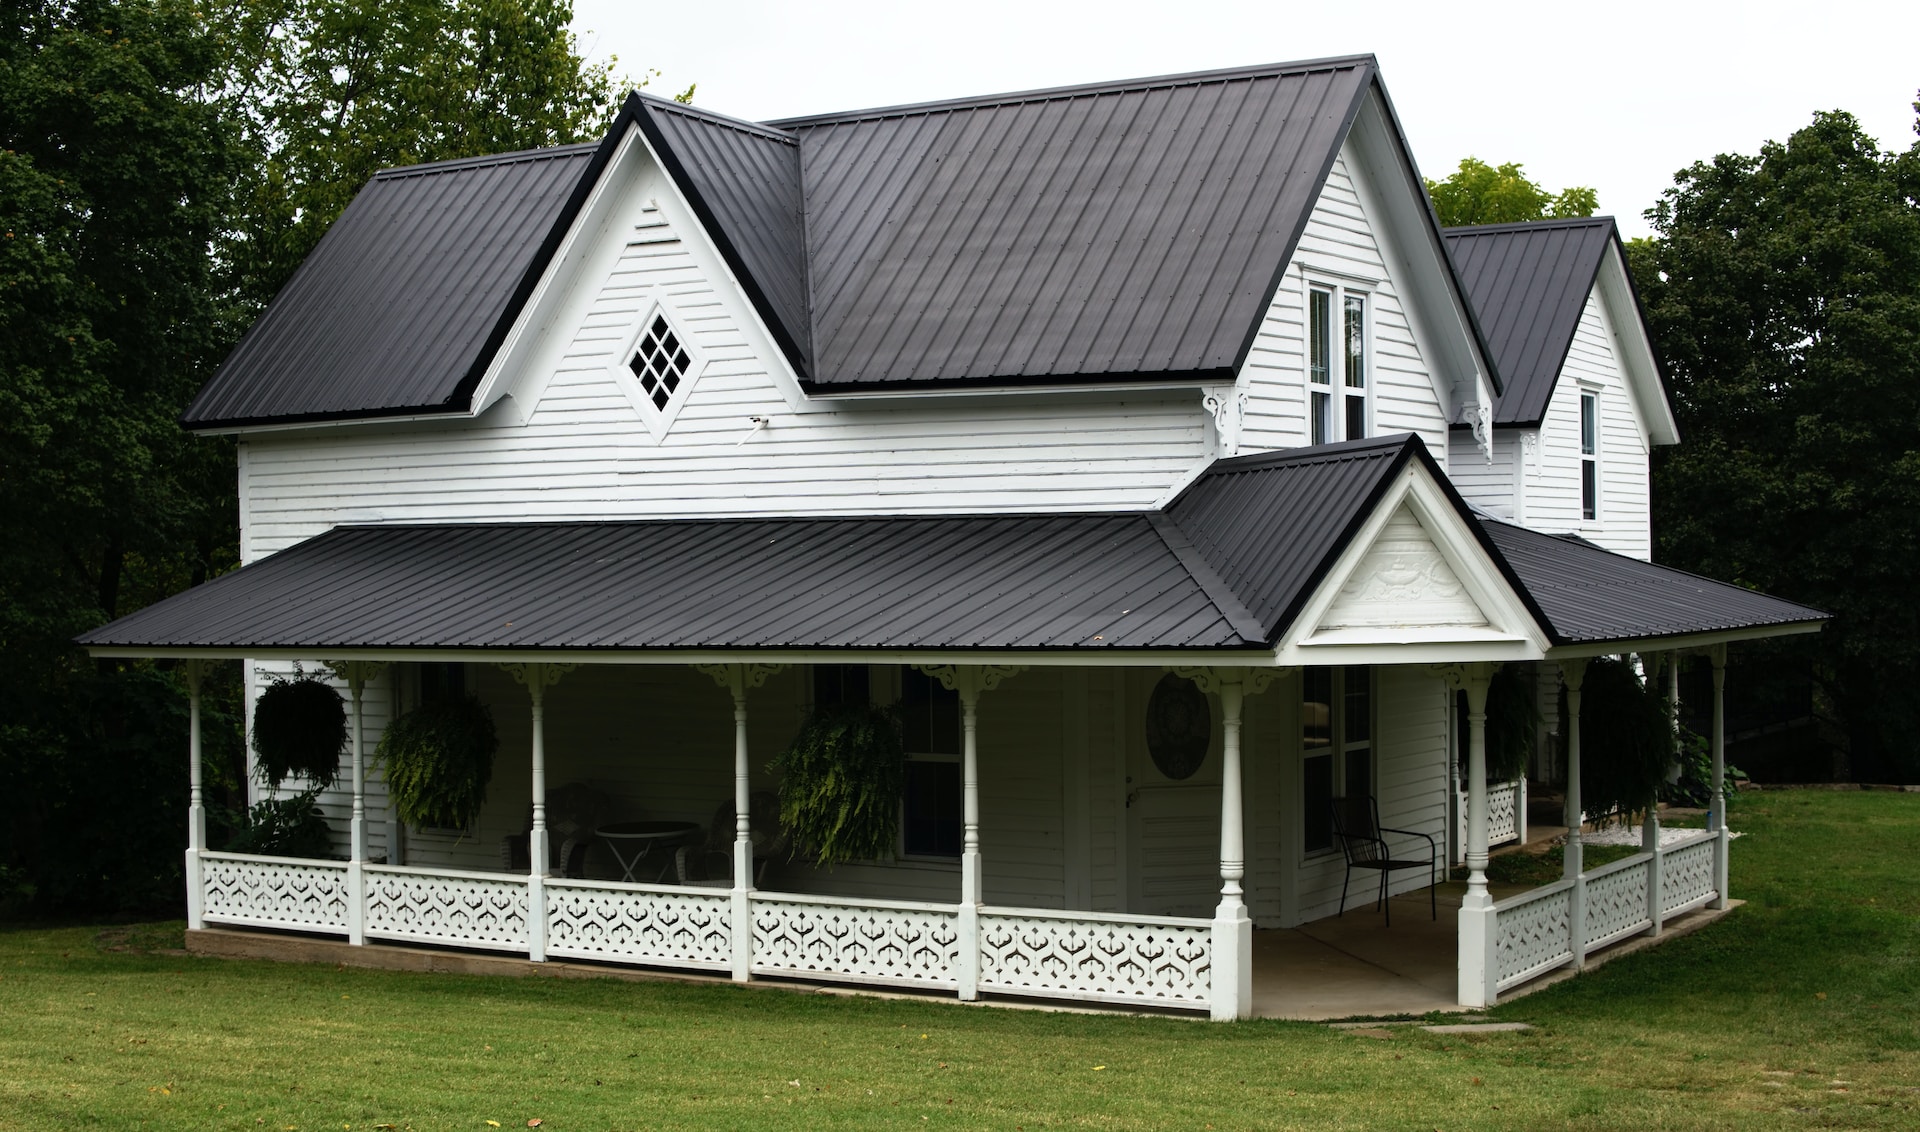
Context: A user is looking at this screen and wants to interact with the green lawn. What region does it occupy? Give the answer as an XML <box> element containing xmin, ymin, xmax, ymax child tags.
<box><xmin>2</xmin><ymin>790</ymin><xmax>1916</xmax><ymax>1131</ymax></box>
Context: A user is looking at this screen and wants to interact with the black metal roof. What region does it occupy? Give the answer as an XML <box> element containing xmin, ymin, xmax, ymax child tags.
<box><xmin>1478</xmin><ymin>518</ymin><xmax>1827</xmax><ymax>644</ymax></box>
<box><xmin>1442</xmin><ymin>217</ymin><xmax>1621</xmax><ymax>427</ymax></box>
<box><xmin>183</xmin><ymin>59</ymin><xmax>1411</xmax><ymax>427</ymax></box>
<box><xmin>768</xmin><ymin>59</ymin><xmax>1372</xmax><ymax>391</ymax></box>
<box><xmin>79</xmin><ymin>437</ymin><xmax>1425</xmax><ymax>654</ymax></box>
<box><xmin>183</xmin><ymin>143</ymin><xmax>605</xmax><ymax>428</ymax></box>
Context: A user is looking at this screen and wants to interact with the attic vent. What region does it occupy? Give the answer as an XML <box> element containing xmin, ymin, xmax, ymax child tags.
<box><xmin>627</xmin><ymin>315</ymin><xmax>690</xmax><ymax>410</ymax></box>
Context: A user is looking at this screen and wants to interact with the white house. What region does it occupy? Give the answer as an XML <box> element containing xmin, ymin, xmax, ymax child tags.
<box><xmin>82</xmin><ymin>57</ymin><xmax>1823</xmax><ymax>1019</ymax></box>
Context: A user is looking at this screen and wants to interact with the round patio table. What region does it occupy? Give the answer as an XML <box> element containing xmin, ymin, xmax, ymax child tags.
<box><xmin>595</xmin><ymin>820</ymin><xmax>700</xmax><ymax>883</ymax></box>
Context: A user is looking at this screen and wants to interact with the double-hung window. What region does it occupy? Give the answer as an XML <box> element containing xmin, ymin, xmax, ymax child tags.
<box><xmin>1301</xmin><ymin>666</ymin><xmax>1374</xmax><ymax>854</ymax></box>
<box><xmin>898</xmin><ymin>667</ymin><xmax>962</xmax><ymax>858</ymax></box>
<box><xmin>1308</xmin><ymin>285</ymin><xmax>1370</xmax><ymax>444</ymax></box>
<box><xmin>1579</xmin><ymin>390</ymin><xmax>1599</xmax><ymax>521</ymax></box>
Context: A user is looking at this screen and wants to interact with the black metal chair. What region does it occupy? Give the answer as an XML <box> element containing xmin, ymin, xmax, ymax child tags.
<box><xmin>1330</xmin><ymin>795</ymin><xmax>1439</xmax><ymax>925</ymax></box>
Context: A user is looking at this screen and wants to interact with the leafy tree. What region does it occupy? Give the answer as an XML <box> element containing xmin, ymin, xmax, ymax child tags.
<box><xmin>1629</xmin><ymin>103</ymin><xmax>1920</xmax><ymax>782</ymax></box>
<box><xmin>1427</xmin><ymin>157</ymin><xmax>1598</xmax><ymax>227</ymax></box>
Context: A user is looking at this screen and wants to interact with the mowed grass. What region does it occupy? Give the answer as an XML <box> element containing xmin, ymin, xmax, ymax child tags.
<box><xmin>1</xmin><ymin>790</ymin><xmax>1916</xmax><ymax>1131</ymax></box>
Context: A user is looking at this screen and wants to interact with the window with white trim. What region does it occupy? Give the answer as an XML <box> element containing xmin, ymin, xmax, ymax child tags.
<box><xmin>1302</xmin><ymin>665</ymin><xmax>1373</xmax><ymax>854</ymax></box>
<box><xmin>898</xmin><ymin>667</ymin><xmax>961</xmax><ymax>858</ymax></box>
<box><xmin>628</xmin><ymin>313</ymin><xmax>691</xmax><ymax>411</ymax></box>
<box><xmin>1579</xmin><ymin>390</ymin><xmax>1599</xmax><ymax>521</ymax></box>
<box><xmin>1308</xmin><ymin>285</ymin><xmax>1370</xmax><ymax>444</ymax></box>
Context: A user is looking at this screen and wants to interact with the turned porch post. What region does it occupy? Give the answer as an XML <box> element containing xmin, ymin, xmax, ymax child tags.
<box><xmin>1437</xmin><ymin>662</ymin><xmax>1497</xmax><ymax>1007</ymax></box>
<box><xmin>1174</xmin><ymin>665</ymin><xmax>1279</xmax><ymax>1022</ymax></box>
<box><xmin>1710</xmin><ymin>644</ymin><xmax>1729</xmax><ymax>909</ymax></box>
<box><xmin>503</xmin><ymin>662</ymin><xmax>575</xmax><ymax>962</ymax></box>
<box><xmin>325</xmin><ymin>661</ymin><xmax>388</xmax><ymax>947</ymax></box>
<box><xmin>1560</xmin><ymin>657</ymin><xmax>1588</xmax><ymax>968</ymax></box>
<box><xmin>184</xmin><ymin>659</ymin><xmax>206</xmax><ymax>932</ymax></box>
<box><xmin>695</xmin><ymin>663</ymin><xmax>786</xmax><ymax>983</ymax></box>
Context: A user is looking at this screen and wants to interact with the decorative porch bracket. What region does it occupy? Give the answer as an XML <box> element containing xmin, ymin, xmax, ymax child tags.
<box><xmin>1431</xmin><ymin>661</ymin><xmax>1496</xmax><ymax>1007</ymax></box>
<box><xmin>912</xmin><ymin>664</ymin><xmax>1027</xmax><ymax>1001</ymax></box>
<box><xmin>693</xmin><ymin>663</ymin><xmax>787</xmax><ymax>982</ymax></box>
<box><xmin>323</xmin><ymin>661</ymin><xmax>389</xmax><ymax>945</ymax></box>
<box><xmin>183</xmin><ymin>659</ymin><xmax>208</xmax><ymax>932</ymax></box>
<box><xmin>1172</xmin><ymin>665</ymin><xmax>1284</xmax><ymax>1022</ymax></box>
<box><xmin>500</xmin><ymin>662</ymin><xmax>577</xmax><ymax>962</ymax></box>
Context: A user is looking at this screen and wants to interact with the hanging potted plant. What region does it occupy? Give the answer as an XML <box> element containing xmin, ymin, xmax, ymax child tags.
<box><xmin>250</xmin><ymin>667</ymin><xmax>348</xmax><ymax>790</ymax></box>
<box><xmin>769</xmin><ymin>703</ymin><xmax>904</xmax><ymax>867</ymax></box>
<box><xmin>1483</xmin><ymin>664</ymin><xmax>1539</xmax><ymax>784</ymax></box>
<box><xmin>1563</xmin><ymin>656</ymin><xmax>1674</xmax><ymax>823</ymax></box>
<box><xmin>378</xmin><ymin>693</ymin><xmax>500</xmax><ymax>831</ymax></box>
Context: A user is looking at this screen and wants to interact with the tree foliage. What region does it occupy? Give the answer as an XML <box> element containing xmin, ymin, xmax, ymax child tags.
<box><xmin>0</xmin><ymin>0</ymin><xmax>643</xmax><ymax>911</ymax></box>
<box><xmin>1629</xmin><ymin>103</ymin><xmax>1920</xmax><ymax>782</ymax></box>
<box><xmin>1427</xmin><ymin>157</ymin><xmax>1598</xmax><ymax>227</ymax></box>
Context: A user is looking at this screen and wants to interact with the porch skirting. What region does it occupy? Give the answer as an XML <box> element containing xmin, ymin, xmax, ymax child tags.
<box><xmin>194</xmin><ymin>850</ymin><xmax>1218</xmax><ymax>1011</ymax></box>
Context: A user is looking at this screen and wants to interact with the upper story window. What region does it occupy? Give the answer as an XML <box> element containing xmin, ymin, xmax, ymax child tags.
<box><xmin>1580</xmin><ymin>390</ymin><xmax>1599</xmax><ymax>521</ymax></box>
<box><xmin>1309</xmin><ymin>285</ymin><xmax>1370</xmax><ymax>445</ymax></box>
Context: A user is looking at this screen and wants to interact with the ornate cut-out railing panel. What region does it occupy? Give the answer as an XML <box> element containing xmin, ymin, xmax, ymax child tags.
<box><xmin>363</xmin><ymin>865</ymin><xmax>528</xmax><ymax>952</ymax></box>
<box><xmin>1582</xmin><ymin>855</ymin><xmax>1653</xmax><ymax>951</ymax></box>
<box><xmin>1660</xmin><ymin>833</ymin><xmax>1718</xmax><ymax>915</ymax></box>
<box><xmin>200</xmin><ymin>852</ymin><xmax>350</xmax><ymax>934</ymax></box>
<box><xmin>546</xmin><ymin>881</ymin><xmax>732</xmax><ymax>971</ymax></box>
<box><xmin>978</xmin><ymin>909</ymin><xmax>1212</xmax><ymax>1006</ymax></box>
<box><xmin>749</xmin><ymin>894</ymin><xmax>960</xmax><ymax>989</ymax></box>
<box><xmin>1486</xmin><ymin>781</ymin><xmax>1520</xmax><ymax>846</ymax></box>
<box><xmin>1492</xmin><ymin>880</ymin><xmax>1573</xmax><ymax>990</ymax></box>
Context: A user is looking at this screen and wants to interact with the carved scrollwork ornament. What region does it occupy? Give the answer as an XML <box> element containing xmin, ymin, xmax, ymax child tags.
<box><xmin>692</xmin><ymin>662</ymin><xmax>788</xmax><ymax>695</ymax></box>
<box><xmin>910</xmin><ymin>664</ymin><xmax>1028</xmax><ymax>697</ymax></box>
<box><xmin>1169</xmin><ymin>665</ymin><xmax>1284</xmax><ymax>696</ymax></box>
<box><xmin>323</xmin><ymin>660</ymin><xmax>390</xmax><ymax>691</ymax></box>
<box><xmin>498</xmin><ymin>661</ymin><xmax>577</xmax><ymax>689</ymax></box>
<box><xmin>1202</xmin><ymin>388</ymin><xmax>1250</xmax><ymax>458</ymax></box>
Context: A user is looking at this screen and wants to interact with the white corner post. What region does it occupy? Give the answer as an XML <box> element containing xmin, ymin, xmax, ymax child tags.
<box><xmin>503</xmin><ymin>662</ymin><xmax>575</xmax><ymax>962</ymax></box>
<box><xmin>1436</xmin><ymin>662</ymin><xmax>1497</xmax><ymax>1008</ymax></box>
<box><xmin>1709</xmin><ymin>643</ymin><xmax>1729</xmax><ymax>909</ymax></box>
<box><xmin>695</xmin><ymin>662</ymin><xmax>786</xmax><ymax>983</ymax></box>
<box><xmin>326</xmin><ymin>661</ymin><xmax>388</xmax><ymax>947</ymax></box>
<box><xmin>1175</xmin><ymin>665</ymin><xmax>1280</xmax><ymax>1022</ymax></box>
<box><xmin>915</xmin><ymin>664</ymin><xmax>1026</xmax><ymax>1003</ymax></box>
<box><xmin>1560</xmin><ymin>657</ymin><xmax>1588</xmax><ymax>968</ymax></box>
<box><xmin>183</xmin><ymin>659</ymin><xmax>207</xmax><ymax>932</ymax></box>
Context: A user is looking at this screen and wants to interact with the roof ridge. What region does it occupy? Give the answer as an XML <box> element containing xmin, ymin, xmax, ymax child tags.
<box><xmin>371</xmin><ymin>142</ymin><xmax>601</xmax><ymax>180</ymax></box>
<box><xmin>639</xmin><ymin>93</ymin><xmax>800</xmax><ymax>145</ymax></box>
<box><xmin>767</xmin><ymin>55</ymin><xmax>1376</xmax><ymax>128</ymax></box>
<box><xmin>1442</xmin><ymin>216</ymin><xmax>1617</xmax><ymax>237</ymax></box>
<box><xmin>1145</xmin><ymin>514</ymin><xmax>1270</xmax><ymax>644</ymax></box>
<box><xmin>1197</xmin><ymin>433</ymin><xmax>1416</xmax><ymax>475</ymax></box>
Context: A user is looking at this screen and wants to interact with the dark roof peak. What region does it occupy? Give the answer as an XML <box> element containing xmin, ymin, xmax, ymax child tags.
<box><xmin>1441</xmin><ymin>215</ymin><xmax>1615</xmax><ymax>237</ymax></box>
<box><xmin>767</xmin><ymin>55</ymin><xmax>1377</xmax><ymax>128</ymax></box>
<box><xmin>371</xmin><ymin>141</ymin><xmax>601</xmax><ymax>181</ymax></box>
<box><xmin>1200</xmin><ymin>432</ymin><xmax>1420</xmax><ymax>475</ymax></box>
<box><xmin>635</xmin><ymin>92</ymin><xmax>798</xmax><ymax>145</ymax></box>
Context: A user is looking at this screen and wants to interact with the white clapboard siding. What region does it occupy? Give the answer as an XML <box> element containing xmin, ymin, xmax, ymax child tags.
<box><xmin>1523</xmin><ymin>292</ymin><xmax>1653</xmax><ymax>560</ymax></box>
<box><xmin>1288</xmin><ymin>664</ymin><xmax>1449</xmax><ymax>924</ymax></box>
<box><xmin>1447</xmin><ymin>428</ymin><xmax>1520</xmax><ymax>520</ymax></box>
<box><xmin>1240</xmin><ymin>150</ymin><xmax>1448</xmax><ymax>457</ymax></box>
<box><xmin>239</xmin><ymin>158</ymin><xmax>1217</xmax><ymax>561</ymax></box>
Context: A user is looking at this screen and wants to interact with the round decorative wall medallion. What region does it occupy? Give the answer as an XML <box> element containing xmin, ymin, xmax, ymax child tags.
<box><xmin>1145</xmin><ymin>673</ymin><xmax>1211</xmax><ymax>780</ymax></box>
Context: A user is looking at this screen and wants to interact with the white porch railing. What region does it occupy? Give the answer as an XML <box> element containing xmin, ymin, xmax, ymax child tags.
<box><xmin>1480</xmin><ymin>828</ymin><xmax>1723</xmax><ymax>997</ymax></box>
<box><xmin>189</xmin><ymin>854</ymin><xmax>1214</xmax><ymax>1011</ymax></box>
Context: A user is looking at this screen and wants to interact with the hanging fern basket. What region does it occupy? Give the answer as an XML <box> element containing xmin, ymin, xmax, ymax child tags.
<box><xmin>251</xmin><ymin>673</ymin><xmax>348</xmax><ymax>789</ymax></box>
<box><xmin>1565</xmin><ymin>657</ymin><xmax>1674</xmax><ymax>822</ymax></box>
<box><xmin>769</xmin><ymin>703</ymin><xmax>904</xmax><ymax>868</ymax></box>
<box><xmin>378</xmin><ymin>694</ymin><xmax>500</xmax><ymax>831</ymax></box>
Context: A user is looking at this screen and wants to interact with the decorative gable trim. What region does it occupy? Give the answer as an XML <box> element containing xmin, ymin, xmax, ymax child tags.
<box><xmin>1275</xmin><ymin>460</ymin><xmax>1549</xmax><ymax>665</ymax></box>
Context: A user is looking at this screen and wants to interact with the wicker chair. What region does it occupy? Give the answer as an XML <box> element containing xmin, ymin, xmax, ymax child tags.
<box><xmin>1330</xmin><ymin>795</ymin><xmax>1438</xmax><ymax>925</ymax></box>
<box><xmin>676</xmin><ymin>790</ymin><xmax>788</xmax><ymax>886</ymax></box>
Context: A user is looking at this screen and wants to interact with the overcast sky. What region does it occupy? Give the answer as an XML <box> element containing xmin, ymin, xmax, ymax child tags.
<box><xmin>569</xmin><ymin>0</ymin><xmax>1918</xmax><ymax>239</ymax></box>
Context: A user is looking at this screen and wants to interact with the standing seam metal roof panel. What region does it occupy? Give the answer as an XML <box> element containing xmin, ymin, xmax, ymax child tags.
<box><xmin>1442</xmin><ymin>218</ymin><xmax>1616</xmax><ymax>427</ymax></box>
<box><xmin>181</xmin><ymin>145</ymin><xmax>601</xmax><ymax>427</ymax></box>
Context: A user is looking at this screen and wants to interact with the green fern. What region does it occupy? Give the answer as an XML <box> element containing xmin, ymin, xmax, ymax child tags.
<box><xmin>769</xmin><ymin>704</ymin><xmax>904</xmax><ymax>868</ymax></box>
<box><xmin>378</xmin><ymin>695</ymin><xmax>499</xmax><ymax>831</ymax></box>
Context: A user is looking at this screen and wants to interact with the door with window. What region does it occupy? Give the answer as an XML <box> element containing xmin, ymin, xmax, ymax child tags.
<box><xmin>1126</xmin><ymin>672</ymin><xmax>1223</xmax><ymax>918</ymax></box>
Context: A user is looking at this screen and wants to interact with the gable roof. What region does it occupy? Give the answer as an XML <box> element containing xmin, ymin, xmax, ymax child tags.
<box><xmin>183</xmin><ymin>142</ymin><xmax>606</xmax><ymax>428</ymax></box>
<box><xmin>1441</xmin><ymin>217</ymin><xmax>1621</xmax><ymax>427</ymax></box>
<box><xmin>186</xmin><ymin>57</ymin><xmax>1500</xmax><ymax>429</ymax></box>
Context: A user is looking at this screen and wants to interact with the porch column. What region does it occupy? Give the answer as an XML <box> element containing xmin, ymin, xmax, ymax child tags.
<box><xmin>1645</xmin><ymin>652</ymin><xmax>1678</xmax><ymax>937</ymax></box>
<box><xmin>503</xmin><ymin>662</ymin><xmax>575</xmax><ymax>962</ymax></box>
<box><xmin>915</xmin><ymin>665</ymin><xmax>1027</xmax><ymax>1003</ymax></box>
<box><xmin>1709</xmin><ymin>644</ymin><xmax>1729</xmax><ymax>909</ymax></box>
<box><xmin>184</xmin><ymin>660</ymin><xmax>206</xmax><ymax>932</ymax></box>
<box><xmin>327</xmin><ymin>661</ymin><xmax>388</xmax><ymax>946</ymax></box>
<box><xmin>1560</xmin><ymin>658</ymin><xmax>1588</xmax><ymax>968</ymax></box>
<box><xmin>1175</xmin><ymin>665</ymin><xmax>1280</xmax><ymax>1022</ymax></box>
<box><xmin>695</xmin><ymin>663</ymin><xmax>786</xmax><ymax>984</ymax></box>
<box><xmin>1436</xmin><ymin>662</ymin><xmax>1496</xmax><ymax>1008</ymax></box>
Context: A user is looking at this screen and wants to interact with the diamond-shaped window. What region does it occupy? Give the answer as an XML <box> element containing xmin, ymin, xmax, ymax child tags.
<box><xmin>627</xmin><ymin>314</ymin><xmax>691</xmax><ymax>411</ymax></box>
